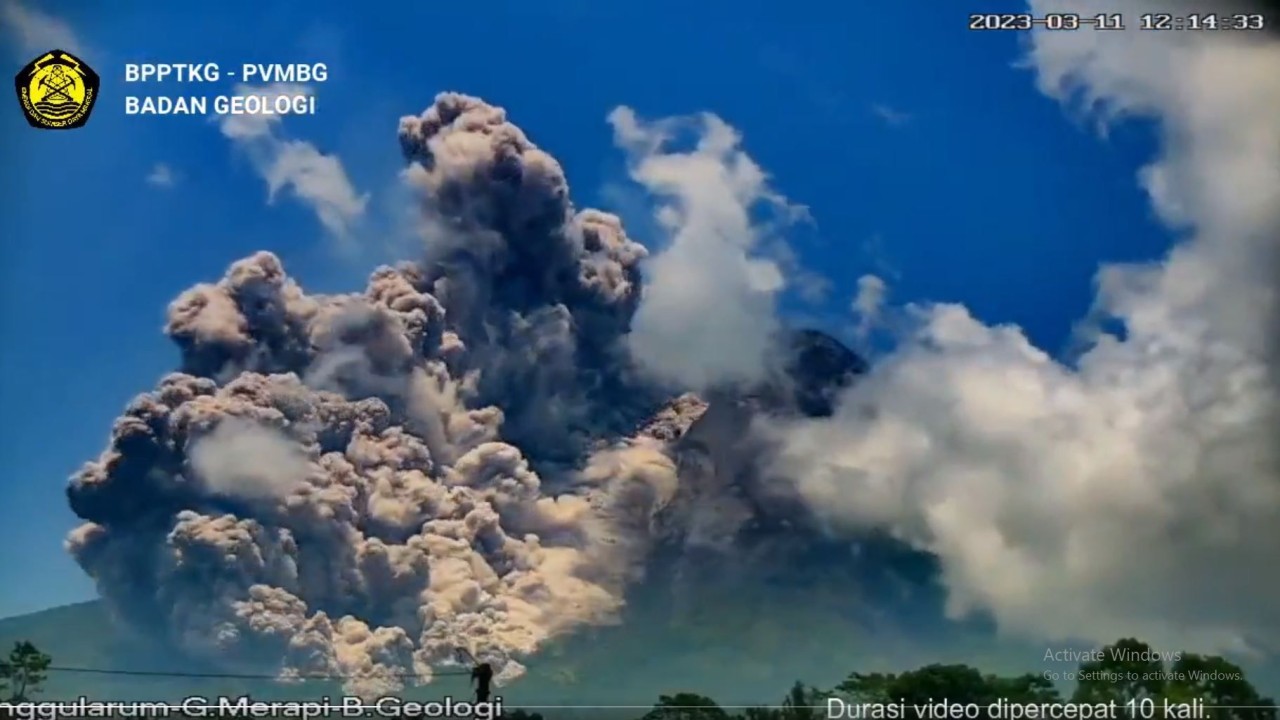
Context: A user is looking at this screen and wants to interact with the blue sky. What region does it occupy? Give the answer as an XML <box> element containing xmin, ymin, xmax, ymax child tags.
<box><xmin>0</xmin><ymin>0</ymin><xmax>1176</xmax><ymax>618</ymax></box>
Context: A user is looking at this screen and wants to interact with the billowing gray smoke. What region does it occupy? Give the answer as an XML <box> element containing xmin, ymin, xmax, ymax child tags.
<box><xmin>64</xmin><ymin>94</ymin><xmax>722</xmax><ymax>697</ymax></box>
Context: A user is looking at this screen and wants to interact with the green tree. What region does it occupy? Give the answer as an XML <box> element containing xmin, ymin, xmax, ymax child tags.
<box><xmin>1073</xmin><ymin>638</ymin><xmax>1166</xmax><ymax>706</ymax></box>
<box><xmin>640</xmin><ymin>692</ymin><xmax>733</xmax><ymax>720</ymax></box>
<box><xmin>1073</xmin><ymin>639</ymin><xmax>1275</xmax><ymax>720</ymax></box>
<box><xmin>0</xmin><ymin>641</ymin><xmax>52</xmax><ymax>702</ymax></box>
<box><xmin>842</xmin><ymin>664</ymin><xmax>992</xmax><ymax>707</ymax></box>
<box><xmin>989</xmin><ymin>673</ymin><xmax>1061</xmax><ymax>704</ymax></box>
<box><xmin>1165</xmin><ymin>653</ymin><xmax>1275</xmax><ymax>720</ymax></box>
<box><xmin>834</xmin><ymin>671</ymin><xmax>897</xmax><ymax>705</ymax></box>
<box><xmin>779</xmin><ymin>680</ymin><xmax>821</xmax><ymax>720</ymax></box>
<box><xmin>740</xmin><ymin>707</ymin><xmax>784</xmax><ymax>720</ymax></box>
<box><xmin>834</xmin><ymin>662</ymin><xmax>1063</xmax><ymax>719</ymax></box>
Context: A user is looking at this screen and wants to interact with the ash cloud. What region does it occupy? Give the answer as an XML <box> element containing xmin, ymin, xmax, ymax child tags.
<box><xmin>68</xmin><ymin>91</ymin><xmax>882</xmax><ymax>699</ymax></box>
<box><xmin>66</xmin><ymin>93</ymin><xmax>693</xmax><ymax>697</ymax></box>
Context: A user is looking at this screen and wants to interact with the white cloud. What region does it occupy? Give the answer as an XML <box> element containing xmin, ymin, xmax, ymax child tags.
<box><xmin>216</xmin><ymin>83</ymin><xmax>368</xmax><ymax>241</ymax></box>
<box><xmin>218</xmin><ymin>83</ymin><xmax>311</xmax><ymax>141</ymax></box>
<box><xmin>852</xmin><ymin>274</ymin><xmax>887</xmax><ymax>340</ymax></box>
<box><xmin>261</xmin><ymin>140</ymin><xmax>368</xmax><ymax>238</ymax></box>
<box><xmin>0</xmin><ymin>0</ymin><xmax>82</xmax><ymax>58</ymax></box>
<box><xmin>769</xmin><ymin>1</ymin><xmax>1280</xmax><ymax>658</ymax></box>
<box><xmin>189</xmin><ymin>418</ymin><xmax>309</xmax><ymax>500</ymax></box>
<box><xmin>871</xmin><ymin>103</ymin><xmax>911</xmax><ymax>127</ymax></box>
<box><xmin>609</xmin><ymin>106</ymin><xmax>808</xmax><ymax>392</ymax></box>
<box><xmin>146</xmin><ymin>163</ymin><xmax>177</xmax><ymax>188</ymax></box>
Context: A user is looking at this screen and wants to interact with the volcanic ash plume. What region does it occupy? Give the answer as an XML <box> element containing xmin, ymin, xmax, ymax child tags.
<box><xmin>64</xmin><ymin>93</ymin><xmax>692</xmax><ymax>697</ymax></box>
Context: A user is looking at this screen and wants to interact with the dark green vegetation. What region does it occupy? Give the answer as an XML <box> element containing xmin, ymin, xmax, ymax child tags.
<box><xmin>629</xmin><ymin>638</ymin><xmax>1276</xmax><ymax>720</ymax></box>
<box><xmin>0</xmin><ymin>641</ymin><xmax>51</xmax><ymax>701</ymax></box>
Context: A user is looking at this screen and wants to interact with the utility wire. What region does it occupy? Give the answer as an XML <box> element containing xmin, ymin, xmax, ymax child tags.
<box><xmin>44</xmin><ymin>665</ymin><xmax>474</xmax><ymax>680</ymax></box>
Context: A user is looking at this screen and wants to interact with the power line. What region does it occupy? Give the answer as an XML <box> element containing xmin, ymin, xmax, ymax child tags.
<box><xmin>44</xmin><ymin>665</ymin><xmax>474</xmax><ymax>681</ymax></box>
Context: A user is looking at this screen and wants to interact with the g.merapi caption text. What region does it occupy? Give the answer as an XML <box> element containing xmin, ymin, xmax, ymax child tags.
<box><xmin>0</xmin><ymin>695</ymin><xmax>501</xmax><ymax>719</ymax></box>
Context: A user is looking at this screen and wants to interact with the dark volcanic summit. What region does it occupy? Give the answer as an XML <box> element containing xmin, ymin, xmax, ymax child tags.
<box><xmin>776</xmin><ymin>328</ymin><xmax>868</xmax><ymax>417</ymax></box>
<box><xmin>642</xmin><ymin>329</ymin><xmax>946</xmax><ymax>632</ymax></box>
<box><xmin>650</xmin><ymin>328</ymin><xmax>867</xmax><ymax>546</ymax></box>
